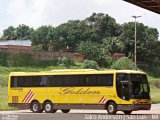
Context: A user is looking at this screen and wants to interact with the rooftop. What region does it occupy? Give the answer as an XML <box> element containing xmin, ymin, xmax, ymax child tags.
<box><xmin>0</xmin><ymin>40</ymin><xmax>31</xmax><ymax>46</ymax></box>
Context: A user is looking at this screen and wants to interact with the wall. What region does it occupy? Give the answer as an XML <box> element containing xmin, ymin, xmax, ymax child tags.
<box><xmin>0</xmin><ymin>47</ymin><xmax>84</xmax><ymax>62</ymax></box>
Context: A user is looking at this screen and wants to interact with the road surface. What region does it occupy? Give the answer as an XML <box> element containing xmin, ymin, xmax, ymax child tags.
<box><xmin>0</xmin><ymin>104</ymin><xmax>160</xmax><ymax>120</ymax></box>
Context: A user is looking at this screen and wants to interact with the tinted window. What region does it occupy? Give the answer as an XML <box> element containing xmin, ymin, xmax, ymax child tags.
<box><xmin>48</xmin><ymin>76</ymin><xmax>64</xmax><ymax>87</ymax></box>
<box><xmin>11</xmin><ymin>74</ymin><xmax>113</xmax><ymax>87</ymax></box>
<box><xmin>64</xmin><ymin>75</ymin><xmax>82</xmax><ymax>86</ymax></box>
<box><xmin>85</xmin><ymin>75</ymin><xmax>97</xmax><ymax>86</ymax></box>
<box><xmin>51</xmin><ymin>74</ymin><xmax>113</xmax><ymax>87</ymax></box>
<box><xmin>11</xmin><ymin>76</ymin><xmax>44</xmax><ymax>87</ymax></box>
<box><xmin>97</xmin><ymin>74</ymin><xmax>113</xmax><ymax>86</ymax></box>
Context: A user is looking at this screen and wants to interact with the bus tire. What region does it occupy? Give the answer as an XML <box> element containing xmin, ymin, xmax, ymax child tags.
<box><xmin>44</xmin><ymin>101</ymin><xmax>56</xmax><ymax>113</ymax></box>
<box><xmin>31</xmin><ymin>101</ymin><xmax>43</xmax><ymax>113</ymax></box>
<box><xmin>123</xmin><ymin>111</ymin><xmax>132</xmax><ymax>115</ymax></box>
<box><xmin>61</xmin><ymin>109</ymin><xmax>70</xmax><ymax>113</ymax></box>
<box><xmin>106</xmin><ymin>102</ymin><xmax>117</xmax><ymax>114</ymax></box>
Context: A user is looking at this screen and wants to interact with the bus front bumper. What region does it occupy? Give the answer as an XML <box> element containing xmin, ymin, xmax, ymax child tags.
<box><xmin>117</xmin><ymin>104</ymin><xmax>151</xmax><ymax>111</ymax></box>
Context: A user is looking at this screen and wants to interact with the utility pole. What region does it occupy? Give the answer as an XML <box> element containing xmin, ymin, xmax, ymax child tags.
<box><xmin>132</xmin><ymin>16</ymin><xmax>142</xmax><ymax>66</ymax></box>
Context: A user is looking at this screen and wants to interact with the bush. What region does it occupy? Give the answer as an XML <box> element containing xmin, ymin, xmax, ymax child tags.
<box><xmin>35</xmin><ymin>60</ymin><xmax>57</xmax><ymax>67</ymax></box>
<box><xmin>111</xmin><ymin>57</ymin><xmax>137</xmax><ymax>70</ymax></box>
<box><xmin>83</xmin><ymin>59</ymin><xmax>99</xmax><ymax>70</ymax></box>
<box><xmin>154</xmin><ymin>80</ymin><xmax>160</xmax><ymax>89</ymax></box>
<box><xmin>140</xmin><ymin>66</ymin><xmax>160</xmax><ymax>78</ymax></box>
<box><xmin>0</xmin><ymin>52</ymin><xmax>8</xmax><ymax>66</ymax></box>
<box><xmin>0</xmin><ymin>74</ymin><xmax>8</xmax><ymax>87</ymax></box>
<box><xmin>58</xmin><ymin>57</ymin><xmax>74</xmax><ymax>67</ymax></box>
<box><xmin>98</xmin><ymin>56</ymin><xmax>115</xmax><ymax>67</ymax></box>
<box><xmin>11</xmin><ymin>53</ymin><xmax>34</xmax><ymax>67</ymax></box>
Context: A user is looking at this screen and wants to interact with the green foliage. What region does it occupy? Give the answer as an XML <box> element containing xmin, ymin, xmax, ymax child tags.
<box><xmin>140</xmin><ymin>66</ymin><xmax>160</xmax><ymax>78</ymax></box>
<box><xmin>1</xmin><ymin>24</ymin><xmax>32</xmax><ymax>40</ymax></box>
<box><xmin>16</xmin><ymin>24</ymin><xmax>33</xmax><ymax>39</ymax></box>
<box><xmin>0</xmin><ymin>87</ymin><xmax>16</xmax><ymax>110</ymax></box>
<box><xmin>11</xmin><ymin>53</ymin><xmax>33</xmax><ymax>67</ymax></box>
<box><xmin>58</xmin><ymin>57</ymin><xmax>74</xmax><ymax>67</ymax></box>
<box><xmin>100</xmin><ymin>56</ymin><xmax>115</xmax><ymax>67</ymax></box>
<box><xmin>83</xmin><ymin>59</ymin><xmax>99</xmax><ymax>70</ymax></box>
<box><xmin>102</xmin><ymin>37</ymin><xmax>124</xmax><ymax>55</ymax></box>
<box><xmin>119</xmin><ymin>22</ymin><xmax>159</xmax><ymax>66</ymax></box>
<box><xmin>0</xmin><ymin>74</ymin><xmax>8</xmax><ymax>87</ymax></box>
<box><xmin>76</xmin><ymin>41</ymin><xmax>106</xmax><ymax>62</ymax></box>
<box><xmin>111</xmin><ymin>57</ymin><xmax>137</xmax><ymax>70</ymax></box>
<box><xmin>0</xmin><ymin>52</ymin><xmax>8</xmax><ymax>66</ymax></box>
<box><xmin>2</xmin><ymin>26</ymin><xmax>17</xmax><ymax>40</ymax></box>
<box><xmin>0</xmin><ymin>13</ymin><xmax>159</xmax><ymax>68</ymax></box>
<box><xmin>30</xmin><ymin>25</ymin><xmax>56</xmax><ymax>51</ymax></box>
<box><xmin>36</xmin><ymin>60</ymin><xmax>58</xmax><ymax>67</ymax></box>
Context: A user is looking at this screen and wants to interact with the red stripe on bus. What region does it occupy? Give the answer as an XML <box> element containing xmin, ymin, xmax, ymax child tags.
<box><xmin>22</xmin><ymin>90</ymin><xmax>31</xmax><ymax>103</ymax></box>
<box><xmin>26</xmin><ymin>94</ymin><xmax>34</xmax><ymax>103</ymax></box>
<box><xmin>99</xmin><ymin>96</ymin><xmax>104</xmax><ymax>103</ymax></box>
<box><xmin>24</xmin><ymin>91</ymin><xmax>33</xmax><ymax>103</ymax></box>
<box><xmin>101</xmin><ymin>98</ymin><xmax>106</xmax><ymax>103</ymax></box>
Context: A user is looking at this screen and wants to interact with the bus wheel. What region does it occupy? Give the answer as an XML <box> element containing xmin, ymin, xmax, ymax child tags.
<box><xmin>61</xmin><ymin>109</ymin><xmax>70</xmax><ymax>113</ymax></box>
<box><xmin>123</xmin><ymin>111</ymin><xmax>132</xmax><ymax>115</ymax></box>
<box><xmin>31</xmin><ymin>101</ymin><xmax>43</xmax><ymax>113</ymax></box>
<box><xmin>44</xmin><ymin>101</ymin><xmax>56</xmax><ymax>113</ymax></box>
<box><xmin>106</xmin><ymin>102</ymin><xmax>117</xmax><ymax>114</ymax></box>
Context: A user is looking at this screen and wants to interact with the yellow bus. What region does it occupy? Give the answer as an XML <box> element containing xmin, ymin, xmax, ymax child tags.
<box><xmin>8</xmin><ymin>69</ymin><xmax>151</xmax><ymax>114</ymax></box>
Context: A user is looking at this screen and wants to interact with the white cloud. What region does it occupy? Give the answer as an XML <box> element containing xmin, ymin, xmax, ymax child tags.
<box><xmin>0</xmin><ymin>0</ymin><xmax>159</xmax><ymax>38</ymax></box>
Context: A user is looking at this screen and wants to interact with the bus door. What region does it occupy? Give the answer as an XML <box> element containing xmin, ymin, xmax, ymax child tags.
<box><xmin>120</xmin><ymin>81</ymin><xmax>130</xmax><ymax>100</ymax></box>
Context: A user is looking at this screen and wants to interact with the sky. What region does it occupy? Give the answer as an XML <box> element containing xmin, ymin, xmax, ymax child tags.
<box><xmin>0</xmin><ymin>0</ymin><xmax>160</xmax><ymax>38</ymax></box>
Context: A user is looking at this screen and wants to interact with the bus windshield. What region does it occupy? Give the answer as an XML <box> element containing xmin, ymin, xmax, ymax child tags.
<box><xmin>116</xmin><ymin>73</ymin><xmax>150</xmax><ymax>100</ymax></box>
<box><xmin>130</xmin><ymin>74</ymin><xmax>150</xmax><ymax>99</ymax></box>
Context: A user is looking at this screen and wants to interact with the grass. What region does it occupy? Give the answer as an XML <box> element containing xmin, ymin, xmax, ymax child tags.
<box><xmin>0</xmin><ymin>87</ymin><xmax>15</xmax><ymax>110</ymax></box>
<box><xmin>151</xmin><ymin>88</ymin><xmax>160</xmax><ymax>103</ymax></box>
<box><xmin>0</xmin><ymin>66</ymin><xmax>160</xmax><ymax>110</ymax></box>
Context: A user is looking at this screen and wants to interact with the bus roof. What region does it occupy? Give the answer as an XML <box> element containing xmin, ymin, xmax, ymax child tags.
<box><xmin>9</xmin><ymin>69</ymin><xmax>146</xmax><ymax>76</ymax></box>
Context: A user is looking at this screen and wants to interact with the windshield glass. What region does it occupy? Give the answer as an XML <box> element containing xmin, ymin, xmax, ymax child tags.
<box><xmin>116</xmin><ymin>73</ymin><xmax>150</xmax><ymax>100</ymax></box>
<box><xmin>130</xmin><ymin>74</ymin><xmax>150</xmax><ymax>99</ymax></box>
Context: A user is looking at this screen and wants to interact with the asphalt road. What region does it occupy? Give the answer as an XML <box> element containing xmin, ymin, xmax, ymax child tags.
<box><xmin>0</xmin><ymin>104</ymin><xmax>160</xmax><ymax>120</ymax></box>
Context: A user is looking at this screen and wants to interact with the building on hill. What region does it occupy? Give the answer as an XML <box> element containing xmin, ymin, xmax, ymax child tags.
<box><xmin>0</xmin><ymin>40</ymin><xmax>32</xmax><ymax>50</ymax></box>
<box><xmin>0</xmin><ymin>40</ymin><xmax>84</xmax><ymax>62</ymax></box>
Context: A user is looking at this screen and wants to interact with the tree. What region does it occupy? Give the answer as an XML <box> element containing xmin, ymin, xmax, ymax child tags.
<box><xmin>16</xmin><ymin>24</ymin><xmax>33</xmax><ymax>40</ymax></box>
<box><xmin>76</xmin><ymin>41</ymin><xmax>106</xmax><ymax>62</ymax></box>
<box><xmin>1</xmin><ymin>26</ymin><xmax>17</xmax><ymax>40</ymax></box>
<box><xmin>56</xmin><ymin>20</ymin><xmax>83</xmax><ymax>51</ymax></box>
<box><xmin>1</xmin><ymin>24</ymin><xmax>33</xmax><ymax>40</ymax></box>
<box><xmin>111</xmin><ymin>57</ymin><xmax>137</xmax><ymax>70</ymax></box>
<box><xmin>82</xmin><ymin>13</ymin><xmax>121</xmax><ymax>43</ymax></box>
<box><xmin>102</xmin><ymin>37</ymin><xmax>124</xmax><ymax>55</ymax></box>
<box><xmin>31</xmin><ymin>25</ymin><xmax>55</xmax><ymax>51</ymax></box>
<box><xmin>120</xmin><ymin>22</ymin><xmax>159</xmax><ymax>66</ymax></box>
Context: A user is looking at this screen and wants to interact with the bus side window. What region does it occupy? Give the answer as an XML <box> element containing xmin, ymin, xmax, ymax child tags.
<box><xmin>85</xmin><ymin>76</ymin><xmax>89</xmax><ymax>86</ymax></box>
<box><xmin>11</xmin><ymin>76</ymin><xmax>18</xmax><ymax>87</ymax></box>
<box><xmin>41</xmin><ymin>76</ymin><xmax>48</xmax><ymax>86</ymax></box>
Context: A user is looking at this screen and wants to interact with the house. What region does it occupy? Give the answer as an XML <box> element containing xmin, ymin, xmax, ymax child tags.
<box><xmin>0</xmin><ymin>40</ymin><xmax>32</xmax><ymax>50</ymax></box>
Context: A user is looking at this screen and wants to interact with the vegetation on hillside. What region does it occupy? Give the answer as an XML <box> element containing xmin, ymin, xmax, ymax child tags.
<box><xmin>0</xmin><ymin>13</ymin><xmax>159</xmax><ymax>67</ymax></box>
<box><xmin>0</xmin><ymin>13</ymin><xmax>160</xmax><ymax>109</ymax></box>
